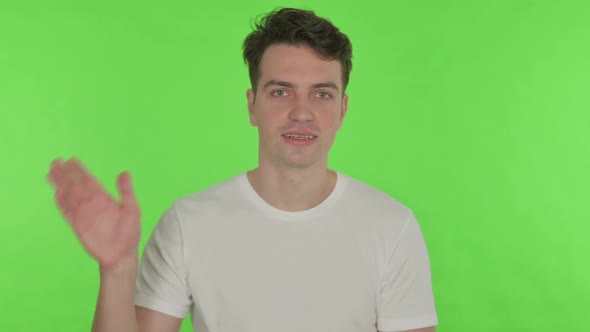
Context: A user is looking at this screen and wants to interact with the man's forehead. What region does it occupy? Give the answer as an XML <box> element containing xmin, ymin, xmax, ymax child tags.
<box><xmin>258</xmin><ymin>44</ymin><xmax>343</xmax><ymax>88</ymax></box>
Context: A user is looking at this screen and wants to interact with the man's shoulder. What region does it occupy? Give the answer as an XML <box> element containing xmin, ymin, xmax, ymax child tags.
<box><xmin>341</xmin><ymin>172</ymin><xmax>409</xmax><ymax>206</ymax></box>
<box><xmin>168</xmin><ymin>172</ymin><xmax>248</xmax><ymax>216</ymax></box>
<box><xmin>180</xmin><ymin>172</ymin><xmax>244</xmax><ymax>200</ymax></box>
<box><xmin>333</xmin><ymin>172</ymin><xmax>416</xmax><ymax>241</ymax></box>
<box><xmin>336</xmin><ymin>171</ymin><xmax>413</xmax><ymax>219</ymax></box>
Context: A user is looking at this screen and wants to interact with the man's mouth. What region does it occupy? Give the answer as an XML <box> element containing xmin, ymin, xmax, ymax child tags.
<box><xmin>282</xmin><ymin>134</ymin><xmax>317</xmax><ymax>140</ymax></box>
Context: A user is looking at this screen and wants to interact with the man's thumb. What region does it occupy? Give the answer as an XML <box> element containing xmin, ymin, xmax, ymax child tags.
<box><xmin>117</xmin><ymin>171</ymin><xmax>138</xmax><ymax>211</ymax></box>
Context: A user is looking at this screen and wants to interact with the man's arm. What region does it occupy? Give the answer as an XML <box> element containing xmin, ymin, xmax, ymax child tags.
<box><xmin>46</xmin><ymin>158</ymin><xmax>184</xmax><ymax>332</ymax></box>
<box><xmin>376</xmin><ymin>211</ymin><xmax>438</xmax><ymax>332</ymax></box>
<box><xmin>91</xmin><ymin>253</ymin><xmax>183</xmax><ymax>332</ymax></box>
<box><xmin>136</xmin><ymin>306</ymin><xmax>183</xmax><ymax>332</ymax></box>
<box><xmin>400</xmin><ymin>327</ymin><xmax>435</xmax><ymax>332</ymax></box>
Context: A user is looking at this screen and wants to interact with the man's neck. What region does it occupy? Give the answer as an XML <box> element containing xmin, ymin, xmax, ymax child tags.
<box><xmin>246</xmin><ymin>165</ymin><xmax>337</xmax><ymax>212</ymax></box>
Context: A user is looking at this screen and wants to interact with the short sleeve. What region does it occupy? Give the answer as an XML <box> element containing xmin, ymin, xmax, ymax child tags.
<box><xmin>376</xmin><ymin>211</ymin><xmax>438</xmax><ymax>331</ymax></box>
<box><xmin>135</xmin><ymin>204</ymin><xmax>193</xmax><ymax>318</ymax></box>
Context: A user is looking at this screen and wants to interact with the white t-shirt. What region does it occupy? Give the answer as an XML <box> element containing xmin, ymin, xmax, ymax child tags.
<box><xmin>135</xmin><ymin>171</ymin><xmax>438</xmax><ymax>332</ymax></box>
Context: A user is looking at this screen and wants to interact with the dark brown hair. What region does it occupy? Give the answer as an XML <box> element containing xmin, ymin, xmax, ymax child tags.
<box><xmin>242</xmin><ymin>8</ymin><xmax>353</xmax><ymax>94</ymax></box>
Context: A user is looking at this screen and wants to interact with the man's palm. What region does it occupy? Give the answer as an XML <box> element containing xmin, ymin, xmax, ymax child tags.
<box><xmin>47</xmin><ymin>158</ymin><xmax>141</xmax><ymax>269</ymax></box>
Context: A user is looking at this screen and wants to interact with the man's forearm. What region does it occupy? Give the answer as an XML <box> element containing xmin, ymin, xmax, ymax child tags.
<box><xmin>91</xmin><ymin>253</ymin><xmax>139</xmax><ymax>332</ymax></box>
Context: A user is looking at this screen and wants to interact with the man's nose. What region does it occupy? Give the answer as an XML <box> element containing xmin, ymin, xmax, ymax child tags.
<box><xmin>288</xmin><ymin>95</ymin><xmax>314</xmax><ymax>121</ymax></box>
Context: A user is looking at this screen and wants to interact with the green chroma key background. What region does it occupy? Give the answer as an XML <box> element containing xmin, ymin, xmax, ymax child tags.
<box><xmin>1</xmin><ymin>0</ymin><xmax>588</xmax><ymax>331</ymax></box>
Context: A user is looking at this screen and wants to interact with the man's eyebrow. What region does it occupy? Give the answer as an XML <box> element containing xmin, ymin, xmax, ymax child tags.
<box><xmin>311</xmin><ymin>81</ymin><xmax>339</xmax><ymax>92</ymax></box>
<box><xmin>263</xmin><ymin>80</ymin><xmax>295</xmax><ymax>90</ymax></box>
<box><xmin>262</xmin><ymin>80</ymin><xmax>340</xmax><ymax>92</ymax></box>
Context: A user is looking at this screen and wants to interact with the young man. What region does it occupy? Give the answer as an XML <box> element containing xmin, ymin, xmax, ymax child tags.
<box><xmin>47</xmin><ymin>8</ymin><xmax>438</xmax><ymax>332</ymax></box>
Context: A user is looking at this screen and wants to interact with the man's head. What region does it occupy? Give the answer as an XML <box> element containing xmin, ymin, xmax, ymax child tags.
<box><xmin>243</xmin><ymin>8</ymin><xmax>353</xmax><ymax>95</ymax></box>
<box><xmin>243</xmin><ymin>8</ymin><xmax>353</xmax><ymax>170</ymax></box>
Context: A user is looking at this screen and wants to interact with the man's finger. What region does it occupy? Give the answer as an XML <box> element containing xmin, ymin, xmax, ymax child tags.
<box><xmin>47</xmin><ymin>158</ymin><xmax>65</xmax><ymax>188</ymax></box>
<box><xmin>117</xmin><ymin>171</ymin><xmax>138</xmax><ymax>213</ymax></box>
<box><xmin>64</xmin><ymin>159</ymin><xmax>86</xmax><ymax>185</ymax></box>
<box><xmin>55</xmin><ymin>185</ymin><xmax>77</xmax><ymax>223</ymax></box>
<box><xmin>52</xmin><ymin>158</ymin><xmax>81</xmax><ymax>189</ymax></box>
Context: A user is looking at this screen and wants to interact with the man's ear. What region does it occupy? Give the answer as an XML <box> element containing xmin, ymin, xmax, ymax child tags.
<box><xmin>247</xmin><ymin>89</ymin><xmax>257</xmax><ymax>127</ymax></box>
<box><xmin>337</xmin><ymin>93</ymin><xmax>349</xmax><ymax>130</ymax></box>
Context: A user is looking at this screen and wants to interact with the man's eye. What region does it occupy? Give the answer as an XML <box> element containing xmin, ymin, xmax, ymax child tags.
<box><xmin>316</xmin><ymin>92</ymin><xmax>331</xmax><ymax>99</ymax></box>
<box><xmin>272</xmin><ymin>90</ymin><xmax>288</xmax><ymax>97</ymax></box>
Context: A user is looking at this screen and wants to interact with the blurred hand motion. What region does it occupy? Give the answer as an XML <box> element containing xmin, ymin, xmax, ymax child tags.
<box><xmin>46</xmin><ymin>158</ymin><xmax>141</xmax><ymax>270</ymax></box>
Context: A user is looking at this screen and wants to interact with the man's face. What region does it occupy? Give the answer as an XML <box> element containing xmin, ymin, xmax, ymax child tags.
<box><xmin>247</xmin><ymin>44</ymin><xmax>349</xmax><ymax>170</ymax></box>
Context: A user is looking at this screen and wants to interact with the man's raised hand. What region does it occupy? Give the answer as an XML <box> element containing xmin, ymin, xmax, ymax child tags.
<box><xmin>47</xmin><ymin>158</ymin><xmax>141</xmax><ymax>270</ymax></box>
